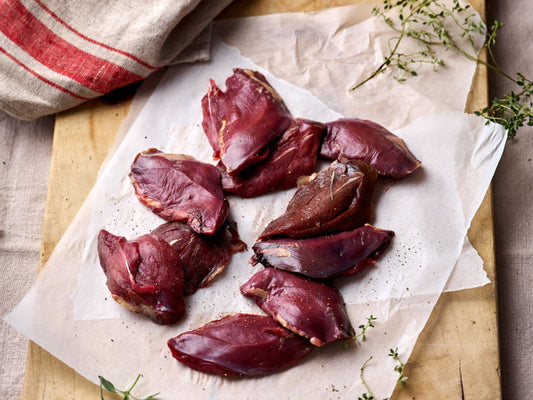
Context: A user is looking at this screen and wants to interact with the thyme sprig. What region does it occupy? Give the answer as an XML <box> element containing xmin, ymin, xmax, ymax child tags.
<box><xmin>389</xmin><ymin>347</ymin><xmax>409</xmax><ymax>387</ymax></box>
<box><xmin>475</xmin><ymin>72</ymin><xmax>533</xmax><ymax>139</ymax></box>
<box><xmin>351</xmin><ymin>0</ymin><xmax>483</xmax><ymax>90</ymax></box>
<box><xmin>351</xmin><ymin>0</ymin><xmax>533</xmax><ymax>139</ymax></box>
<box><xmin>358</xmin><ymin>348</ymin><xmax>409</xmax><ymax>400</ymax></box>
<box><xmin>99</xmin><ymin>374</ymin><xmax>159</xmax><ymax>400</ymax></box>
<box><xmin>345</xmin><ymin>314</ymin><xmax>377</xmax><ymax>348</ymax></box>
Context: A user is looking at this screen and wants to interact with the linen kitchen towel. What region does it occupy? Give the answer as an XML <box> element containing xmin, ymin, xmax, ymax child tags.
<box><xmin>0</xmin><ymin>0</ymin><xmax>233</xmax><ymax>120</ymax></box>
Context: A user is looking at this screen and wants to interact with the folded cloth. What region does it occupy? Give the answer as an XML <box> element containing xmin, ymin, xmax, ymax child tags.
<box><xmin>0</xmin><ymin>0</ymin><xmax>233</xmax><ymax>120</ymax></box>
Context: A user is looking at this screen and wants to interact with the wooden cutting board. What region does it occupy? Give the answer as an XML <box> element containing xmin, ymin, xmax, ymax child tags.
<box><xmin>22</xmin><ymin>0</ymin><xmax>501</xmax><ymax>399</ymax></box>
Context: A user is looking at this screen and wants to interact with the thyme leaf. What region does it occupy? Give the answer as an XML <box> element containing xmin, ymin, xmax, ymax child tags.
<box><xmin>389</xmin><ymin>347</ymin><xmax>409</xmax><ymax>387</ymax></box>
<box><xmin>99</xmin><ymin>374</ymin><xmax>159</xmax><ymax>400</ymax></box>
<box><xmin>345</xmin><ymin>314</ymin><xmax>377</xmax><ymax>348</ymax></box>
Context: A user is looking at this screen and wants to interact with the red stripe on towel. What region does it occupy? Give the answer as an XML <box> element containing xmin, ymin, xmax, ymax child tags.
<box><xmin>0</xmin><ymin>0</ymin><xmax>144</xmax><ymax>94</ymax></box>
<box><xmin>33</xmin><ymin>0</ymin><xmax>159</xmax><ymax>70</ymax></box>
<box><xmin>0</xmin><ymin>46</ymin><xmax>91</xmax><ymax>100</ymax></box>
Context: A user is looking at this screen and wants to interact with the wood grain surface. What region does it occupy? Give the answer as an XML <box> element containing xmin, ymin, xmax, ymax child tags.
<box><xmin>21</xmin><ymin>1</ymin><xmax>501</xmax><ymax>399</ymax></box>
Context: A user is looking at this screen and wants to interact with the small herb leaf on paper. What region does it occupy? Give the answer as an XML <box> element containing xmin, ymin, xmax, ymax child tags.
<box><xmin>99</xmin><ymin>375</ymin><xmax>117</xmax><ymax>395</ymax></box>
<box><xmin>358</xmin><ymin>348</ymin><xmax>409</xmax><ymax>400</ymax></box>
<box><xmin>389</xmin><ymin>347</ymin><xmax>409</xmax><ymax>387</ymax></box>
<box><xmin>345</xmin><ymin>315</ymin><xmax>377</xmax><ymax>348</ymax></box>
<box><xmin>99</xmin><ymin>374</ymin><xmax>159</xmax><ymax>400</ymax></box>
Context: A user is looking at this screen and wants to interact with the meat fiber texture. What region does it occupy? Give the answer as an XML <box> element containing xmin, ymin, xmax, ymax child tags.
<box><xmin>97</xmin><ymin>230</ymin><xmax>185</xmax><ymax>325</ymax></box>
<box><xmin>130</xmin><ymin>149</ymin><xmax>228</xmax><ymax>235</ymax></box>
<box><xmin>151</xmin><ymin>221</ymin><xmax>246</xmax><ymax>295</ymax></box>
<box><xmin>218</xmin><ymin>118</ymin><xmax>325</xmax><ymax>197</ymax></box>
<box><xmin>202</xmin><ymin>68</ymin><xmax>293</xmax><ymax>175</ymax></box>
<box><xmin>240</xmin><ymin>268</ymin><xmax>354</xmax><ymax>346</ymax></box>
<box><xmin>321</xmin><ymin>118</ymin><xmax>421</xmax><ymax>178</ymax></box>
<box><xmin>168</xmin><ymin>313</ymin><xmax>312</xmax><ymax>376</ymax></box>
<box><xmin>252</xmin><ymin>225</ymin><xmax>394</xmax><ymax>279</ymax></box>
<box><xmin>6</xmin><ymin>22</ymin><xmax>506</xmax><ymax>400</ymax></box>
<box><xmin>258</xmin><ymin>160</ymin><xmax>377</xmax><ymax>239</ymax></box>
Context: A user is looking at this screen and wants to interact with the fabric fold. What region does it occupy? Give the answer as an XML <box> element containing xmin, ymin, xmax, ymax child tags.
<box><xmin>0</xmin><ymin>0</ymin><xmax>233</xmax><ymax>120</ymax></box>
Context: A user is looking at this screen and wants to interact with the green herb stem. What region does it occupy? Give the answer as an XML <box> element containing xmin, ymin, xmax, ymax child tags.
<box><xmin>358</xmin><ymin>357</ymin><xmax>377</xmax><ymax>400</ymax></box>
<box><xmin>346</xmin><ymin>315</ymin><xmax>377</xmax><ymax>347</ymax></box>
<box><xmin>99</xmin><ymin>375</ymin><xmax>159</xmax><ymax>400</ymax></box>
<box><xmin>357</xmin><ymin>347</ymin><xmax>409</xmax><ymax>400</ymax></box>
<box><xmin>350</xmin><ymin>0</ymin><xmax>533</xmax><ymax>139</ymax></box>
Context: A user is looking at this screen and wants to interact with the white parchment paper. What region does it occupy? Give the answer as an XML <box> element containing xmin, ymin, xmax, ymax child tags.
<box><xmin>214</xmin><ymin>1</ymin><xmax>491</xmax><ymax>291</ymax></box>
<box><xmin>214</xmin><ymin>2</ymin><xmax>486</xmax><ymax>130</ymax></box>
<box><xmin>6</xmin><ymin>3</ymin><xmax>506</xmax><ymax>400</ymax></box>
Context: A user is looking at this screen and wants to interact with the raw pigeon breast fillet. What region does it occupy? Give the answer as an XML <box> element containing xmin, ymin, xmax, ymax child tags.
<box><xmin>251</xmin><ymin>225</ymin><xmax>394</xmax><ymax>279</ymax></box>
<box><xmin>320</xmin><ymin>118</ymin><xmax>421</xmax><ymax>178</ymax></box>
<box><xmin>97</xmin><ymin>230</ymin><xmax>185</xmax><ymax>325</ymax></box>
<box><xmin>218</xmin><ymin>118</ymin><xmax>325</xmax><ymax>198</ymax></box>
<box><xmin>167</xmin><ymin>313</ymin><xmax>312</xmax><ymax>376</ymax></box>
<box><xmin>201</xmin><ymin>68</ymin><xmax>293</xmax><ymax>175</ymax></box>
<box><xmin>258</xmin><ymin>160</ymin><xmax>377</xmax><ymax>240</ymax></box>
<box><xmin>129</xmin><ymin>149</ymin><xmax>228</xmax><ymax>235</ymax></box>
<box><xmin>151</xmin><ymin>221</ymin><xmax>246</xmax><ymax>295</ymax></box>
<box><xmin>240</xmin><ymin>268</ymin><xmax>354</xmax><ymax>346</ymax></box>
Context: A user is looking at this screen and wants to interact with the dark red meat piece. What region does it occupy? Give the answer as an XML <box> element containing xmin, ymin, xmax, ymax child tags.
<box><xmin>320</xmin><ymin>118</ymin><xmax>421</xmax><ymax>178</ymax></box>
<box><xmin>167</xmin><ymin>313</ymin><xmax>312</xmax><ymax>376</ymax></box>
<box><xmin>251</xmin><ymin>224</ymin><xmax>394</xmax><ymax>279</ymax></box>
<box><xmin>129</xmin><ymin>149</ymin><xmax>228</xmax><ymax>235</ymax></box>
<box><xmin>240</xmin><ymin>268</ymin><xmax>354</xmax><ymax>346</ymax></box>
<box><xmin>151</xmin><ymin>221</ymin><xmax>247</xmax><ymax>295</ymax></box>
<box><xmin>97</xmin><ymin>230</ymin><xmax>185</xmax><ymax>325</ymax></box>
<box><xmin>258</xmin><ymin>160</ymin><xmax>377</xmax><ymax>240</ymax></box>
<box><xmin>201</xmin><ymin>68</ymin><xmax>293</xmax><ymax>175</ymax></box>
<box><xmin>218</xmin><ymin>118</ymin><xmax>325</xmax><ymax>198</ymax></box>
